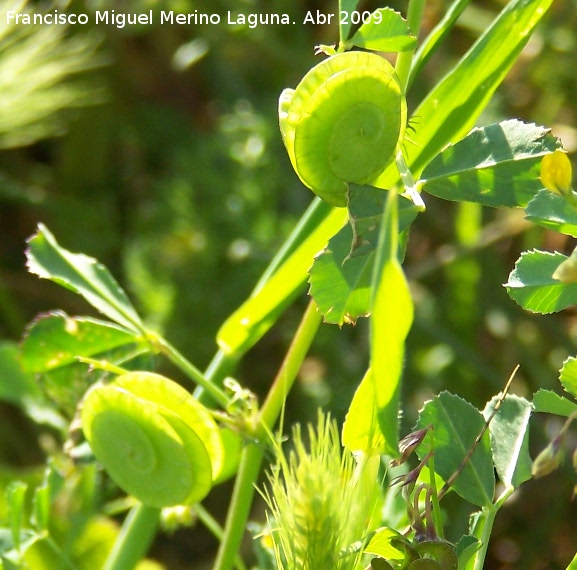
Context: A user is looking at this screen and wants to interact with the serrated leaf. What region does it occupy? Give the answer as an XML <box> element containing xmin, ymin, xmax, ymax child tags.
<box><xmin>20</xmin><ymin>312</ymin><xmax>150</xmax><ymax>417</ymax></box>
<box><xmin>342</xmin><ymin>368</ymin><xmax>385</xmax><ymax>454</ymax></box>
<box><xmin>505</xmin><ymin>250</ymin><xmax>577</xmax><ymax>313</ymax></box>
<box><xmin>349</xmin><ymin>8</ymin><xmax>417</xmax><ymax>52</ymax></box>
<box><xmin>371</xmin><ymin>190</ymin><xmax>413</xmax><ymax>456</ymax></box>
<box><xmin>532</xmin><ymin>389</ymin><xmax>577</xmax><ymax>416</ymax></box>
<box><xmin>525</xmin><ymin>189</ymin><xmax>577</xmax><ymax>237</ymax></box>
<box><xmin>416</xmin><ymin>392</ymin><xmax>495</xmax><ymax>507</ymax></box>
<box><xmin>20</xmin><ymin>312</ymin><xmax>142</xmax><ymax>373</ymax></box>
<box><xmin>455</xmin><ymin>535</ymin><xmax>480</xmax><ymax>569</ymax></box>
<box><xmin>401</xmin><ymin>0</ymin><xmax>555</xmax><ymax>178</ymax></box>
<box><xmin>559</xmin><ymin>357</ymin><xmax>577</xmax><ymax>400</ymax></box>
<box><xmin>348</xmin><ymin>186</ymin><xmax>420</xmax><ymax>259</ymax></box>
<box><xmin>26</xmin><ymin>224</ymin><xmax>145</xmax><ymax>334</ymax></box>
<box><xmin>308</xmin><ymin>223</ymin><xmax>373</xmax><ymax>325</ymax></box>
<box><xmin>483</xmin><ymin>394</ymin><xmax>533</xmax><ymax>488</ymax></box>
<box><xmin>308</xmin><ymin>187</ymin><xmax>418</xmax><ymax>325</ymax></box>
<box><xmin>420</xmin><ymin>120</ymin><xmax>561</xmax><ymax>208</ymax></box>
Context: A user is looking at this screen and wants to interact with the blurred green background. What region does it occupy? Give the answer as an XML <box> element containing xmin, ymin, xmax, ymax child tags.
<box><xmin>1</xmin><ymin>0</ymin><xmax>577</xmax><ymax>567</ymax></box>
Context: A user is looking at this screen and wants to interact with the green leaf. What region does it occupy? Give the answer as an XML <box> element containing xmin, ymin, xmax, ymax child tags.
<box><xmin>348</xmin><ymin>8</ymin><xmax>417</xmax><ymax>52</ymax></box>
<box><xmin>347</xmin><ymin>186</ymin><xmax>420</xmax><ymax>259</ymax></box>
<box><xmin>308</xmin><ymin>187</ymin><xmax>419</xmax><ymax>325</ymax></box>
<box><xmin>0</xmin><ymin>342</ymin><xmax>64</xmax><ymax>430</ymax></box>
<box><xmin>217</xmin><ymin>205</ymin><xmax>347</xmax><ymax>354</ymax></box>
<box><xmin>420</xmin><ymin>120</ymin><xmax>561</xmax><ymax>207</ymax></box>
<box><xmin>20</xmin><ymin>312</ymin><xmax>142</xmax><ymax>374</ymax></box>
<box><xmin>532</xmin><ymin>389</ymin><xmax>577</xmax><ymax>416</ymax></box>
<box><xmin>26</xmin><ymin>224</ymin><xmax>145</xmax><ymax>334</ymax></box>
<box><xmin>559</xmin><ymin>357</ymin><xmax>577</xmax><ymax>401</ymax></box>
<box><xmin>505</xmin><ymin>250</ymin><xmax>577</xmax><ymax>313</ymax></box>
<box><xmin>408</xmin><ymin>0</ymin><xmax>473</xmax><ymax>86</ymax></box>
<box><xmin>525</xmin><ymin>190</ymin><xmax>577</xmax><ymax>237</ymax></box>
<box><xmin>308</xmin><ymin>223</ymin><xmax>372</xmax><ymax>325</ymax></box>
<box><xmin>363</xmin><ymin>527</ymin><xmax>407</xmax><ymax>560</ymax></box>
<box><xmin>6</xmin><ymin>482</ymin><xmax>27</xmax><ymax>551</ymax></box>
<box><xmin>342</xmin><ymin>369</ymin><xmax>385</xmax><ymax>454</ymax></box>
<box><xmin>375</xmin><ymin>0</ymin><xmax>555</xmax><ymax>183</ymax></box>
<box><xmin>370</xmin><ymin>190</ymin><xmax>413</xmax><ymax>456</ymax></box>
<box><xmin>339</xmin><ymin>0</ymin><xmax>360</xmax><ymax>43</ymax></box>
<box><xmin>483</xmin><ymin>395</ymin><xmax>533</xmax><ymax>488</ymax></box>
<box><xmin>0</xmin><ymin>342</ymin><xmax>42</xmax><ymax>404</ymax></box>
<box><xmin>19</xmin><ymin>312</ymin><xmax>148</xmax><ymax>417</ymax></box>
<box><xmin>416</xmin><ymin>392</ymin><xmax>495</xmax><ymax>507</ymax></box>
<box><xmin>455</xmin><ymin>535</ymin><xmax>480</xmax><ymax>569</ymax></box>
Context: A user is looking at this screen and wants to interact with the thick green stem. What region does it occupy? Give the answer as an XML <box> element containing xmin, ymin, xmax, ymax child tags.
<box><xmin>102</xmin><ymin>504</ymin><xmax>161</xmax><ymax>570</ymax></box>
<box><xmin>212</xmin><ymin>300</ymin><xmax>322</xmax><ymax>570</ymax></box>
<box><xmin>395</xmin><ymin>0</ymin><xmax>426</xmax><ymax>91</ymax></box>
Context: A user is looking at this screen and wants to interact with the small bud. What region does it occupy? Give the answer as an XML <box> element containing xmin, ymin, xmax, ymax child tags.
<box><xmin>531</xmin><ymin>436</ymin><xmax>564</xmax><ymax>478</ymax></box>
<box><xmin>391</xmin><ymin>451</ymin><xmax>434</xmax><ymax>489</ymax></box>
<box><xmin>541</xmin><ymin>150</ymin><xmax>573</xmax><ymax>196</ymax></box>
<box><xmin>391</xmin><ymin>425</ymin><xmax>432</xmax><ymax>467</ymax></box>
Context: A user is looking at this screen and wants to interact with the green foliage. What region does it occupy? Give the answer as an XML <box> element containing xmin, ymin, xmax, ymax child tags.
<box><xmin>1</xmin><ymin>0</ymin><xmax>577</xmax><ymax>567</ymax></box>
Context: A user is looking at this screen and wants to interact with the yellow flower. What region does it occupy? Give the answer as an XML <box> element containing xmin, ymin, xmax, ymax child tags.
<box><xmin>540</xmin><ymin>150</ymin><xmax>573</xmax><ymax>196</ymax></box>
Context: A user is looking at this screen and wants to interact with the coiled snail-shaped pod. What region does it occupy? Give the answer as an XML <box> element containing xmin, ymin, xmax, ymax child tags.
<box><xmin>81</xmin><ymin>372</ymin><xmax>223</xmax><ymax>508</ymax></box>
<box><xmin>279</xmin><ymin>51</ymin><xmax>407</xmax><ymax>207</ymax></box>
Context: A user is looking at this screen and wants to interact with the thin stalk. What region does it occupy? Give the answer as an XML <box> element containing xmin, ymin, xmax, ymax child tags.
<box><xmin>195</xmin><ymin>503</ymin><xmax>247</xmax><ymax>570</ymax></box>
<box><xmin>213</xmin><ymin>300</ymin><xmax>322</xmax><ymax>570</ymax></box>
<box><xmin>152</xmin><ymin>334</ymin><xmax>229</xmax><ymax>408</ymax></box>
<box><xmin>395</xmin><ymin>0</ymin><xmax>426</xmax><ymax>91</ymax></box>
<box><xmin>468</xmin><ymin>486</ymin><xmax>514</xmax><ymax>570</ymax></box>
<box><xmin>102</xmin><ymin>504</ymin><xmax>161</xmax><ymax>570</ymax></box>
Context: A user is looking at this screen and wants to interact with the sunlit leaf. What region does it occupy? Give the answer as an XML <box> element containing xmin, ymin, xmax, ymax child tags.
<box><xmin>339</xmin><ymin>0</ymin><xmax>360</xmax><ymax>43</ymax></box>
<box><xmin>374</xmin><ymin>0</ymin><xmax>555</xmax><ymax>186</ymax></box>
<box><xmin>26</xmin><ymin>225</ymin><xmax>145</xmax><ymax>334</ymax></box>
<box><xmin>363</xmin><ymin>527</ymin><xmax>407</xmax><ymax>560</ymax></box>
<box><xmin>416</xmin><ymin>392</ymin><xmax>495</xmax><ymax>507</ymax></box>
<box><xmin>370</xmin><ymin>190</ymin><xmax>413</xmax><ymax>456</ymax></box>
<box><xmin>21</xmin><ymin>312</ymin><xmax>142</xmax><ymax>373</ymax></box>
<box><xmin>420</xmin><ymin>121</ymin><xmax>560</xmax><ymax>208</ymax></box>
<box><xmin>525</xmin><ymin>190</ymin><xmax>577</xmax><ymax>237</ymax></box>
<box><xmin>559</xmin><ymin>357</ymin><xmax>577</xmax><ymax>401</ymax></box>
<box><xmin>308</xmin><ymin>187</ymin><xmax>418</xmax><ymax>325</ymax></box>
<box><xmin>532</xmin><ymin>389</ymin><xmax>577</xmax><ymax>417</ymax></box>
<box><xmin>348</xmin><ymin>8</ymin><xmax>417</xmax><ymax>52</ymax></box>
<box><xmin>342</xmin><ymin>369</ymin><xmax>385</xmax><ymax>454</ymax></box>
<box><xmin>505</xmin><ymin>250</ymin><xmax>577</xmax><ymax>313</ymax></box>
<box><xmin>217</xmin><ymin>206</ymin><xmax>347</xmax><ymax>354</ymax></box>
<box><xmin>483</xmin><ymin>395</ymin><xmax>533</xmax><ymax>488</ymax></box>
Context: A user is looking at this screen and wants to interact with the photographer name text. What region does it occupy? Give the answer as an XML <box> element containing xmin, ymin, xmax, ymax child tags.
<box><xmin>4</xmin><ymin>9</ymin><xmax>357</xmax><ymax>29</ymax></box>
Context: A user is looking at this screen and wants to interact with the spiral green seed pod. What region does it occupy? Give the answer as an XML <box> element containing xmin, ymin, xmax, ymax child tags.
<box><xmin>279</xmin><ymin>51</ymin><xmax>407</xmax><ymax>207</ymax></box>
<box><xmin>81</xmin><ymin>371</ymin><xmax>223</xmax><ymax>508</ymax></box>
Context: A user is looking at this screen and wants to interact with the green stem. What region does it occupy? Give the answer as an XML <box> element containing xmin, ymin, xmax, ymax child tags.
<box><xmin>153</xmin><ymin>334</ymin><xmax>230</xmax><ymax>408</ymax></box>
<box><xmin>195</xmin><ymin>504</ymin><xmax>247</xmax><ymax>570</ymax></box>
<box><xmin>395</xmin><ymin>0</ymin><xmax>426</xmax><ymax>91</ymax></box>
<box><xmin>102</xmin><ymin>504</ymin><xmax>161</xmax><ymax>570</ymax></box>
<box><xmin>468</xmin><ymin>486</ymin><xmax>514</xmax><ymax>570</ymax></box>
<box><xmin>212</xmin><ymin>300</ymin><xmax>322</xmax><ymax>570</ymax></box>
